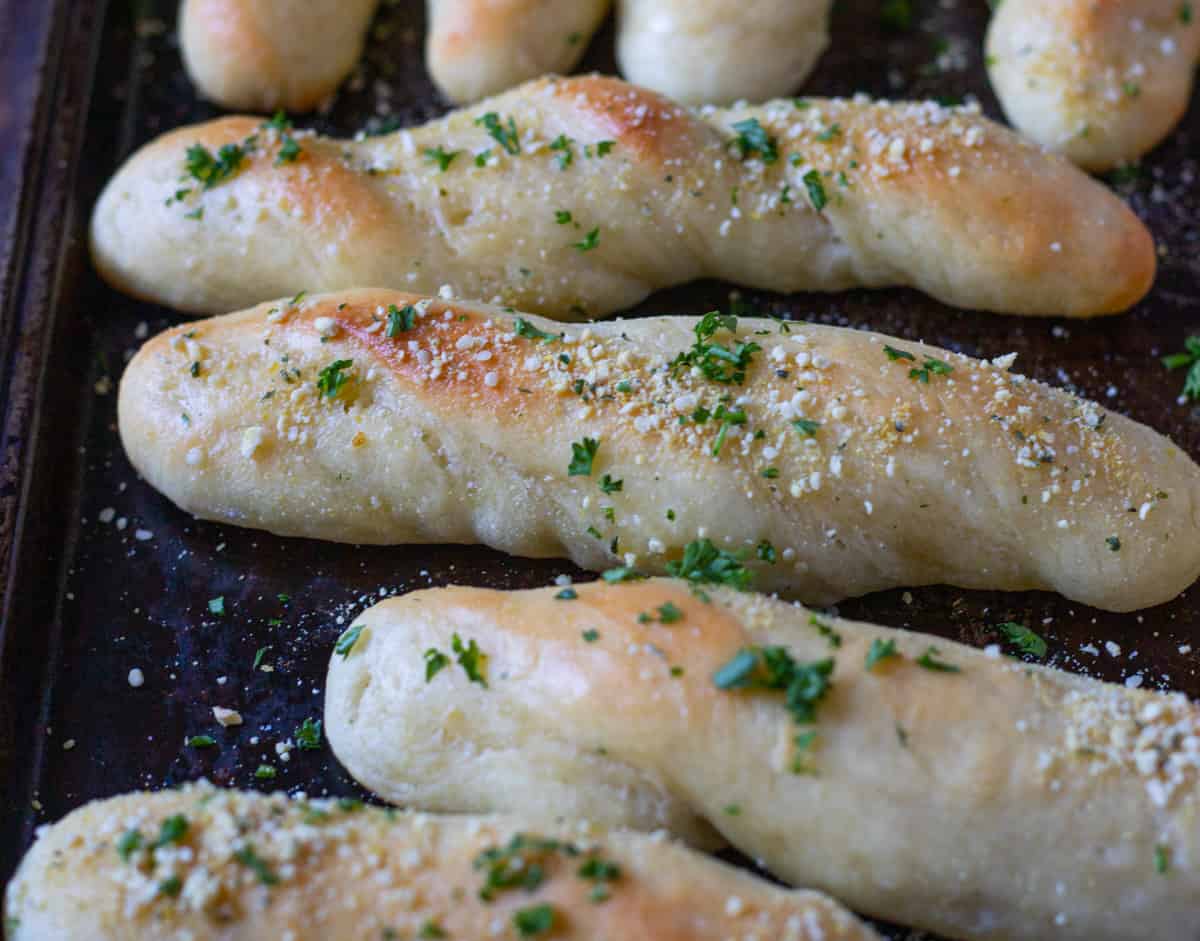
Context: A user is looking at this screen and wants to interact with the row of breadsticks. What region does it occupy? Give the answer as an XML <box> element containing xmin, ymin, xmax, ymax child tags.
<box><xmin>7</xmin><ymin>288</ymin><xmax>1200</xmax><ymax>938</ymax></box>
<box><xmin>180</xmin><ymin>0</ymin><xmax>1200</xmax><ymax>171</ymax></box>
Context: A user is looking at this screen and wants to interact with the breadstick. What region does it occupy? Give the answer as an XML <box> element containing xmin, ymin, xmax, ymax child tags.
<box><xmin>617</xmin><ymin>0</ymin><xmax>831</xmax><ymax>105</ymax></box>
<box><xmin>4</xmin><ymin>783</ymin><xmax>878</xmax><ymax>940</ymax></box>
<box><xmin>179</xmin><ymin>0</ymin><xmax>378</xmax><ymax>112</ymax></box>
<box><xmin>427</xmin><ymin>0</ymin><xmax>609</xmax><ymax>105</ymax></box>
<box><xmin>324</xmin><ymin>578</ymin><xmax>1200</xmax><ymax>941</ymax></box>
<box><xmin>90</xmin><ymin>75</ymin><xmax>1154</xmax><ymax>318</ymax></box>
<box><xmin>117</xmin><ymin>290</ymin><xmax>1200</xmax><ymax>612</ymax></box>
<box><xmin>987</xmin><ymin>0</ymin><xmax>1200</xmax><ymax>172</ymax></box>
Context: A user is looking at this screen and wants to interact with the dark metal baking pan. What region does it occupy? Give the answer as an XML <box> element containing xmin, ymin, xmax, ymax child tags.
<box><xmin>1</xmin><ymin>1</ymin><xmax>1197</xmax><ymax>938</ymax></box>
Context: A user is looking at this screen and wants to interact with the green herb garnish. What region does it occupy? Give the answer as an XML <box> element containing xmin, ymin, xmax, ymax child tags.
<box><xmin>334</xmin><ymin>624</ymin><xmax>365</xmax><ymax>659</ymax></box>
<box><xmin>568</xmin><ymin>437</ymin><xmax>599</xmax><ymax>476</ymax></box>
<box><xmin>316</xmin><ymin>359</ymin><xmax>353</xmax><ymax>398</ymax></box>
<box><xmin>998</xmin><ymin>622</ymin><xmax>1047</xmax><ymax>659</ymax></box>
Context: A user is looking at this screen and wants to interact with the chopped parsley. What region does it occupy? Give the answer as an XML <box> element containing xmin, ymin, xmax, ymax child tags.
<box><xmin>554</xmin><ymin>209</ymin><xmax>573</xmax><ymax>224</ymax></box>
<box><xmin>671</xmin><ymin>311</ymin><xmax>760</xmax><ymax>385</ymax></box>
<box><xmin>152</xmin><ymin>814</ymin><xmax>189</xmax><ymax>849</ymax></box>
<box><xmin>234</xmin><ymin>844</ymin><xmax>279</xmax><ymax>885</ymax></box>
<box><xmin>638</xmin><ymin>601</ymin><xmax>683</xmax><ymax>625</ymax></box>
<box><xmin>713</xmin><ymin>646</ymin><xmax>835</xmax><ymax>770</ymax></box>
<box><xmin>578</xmin><ymin>855</ymin><xmax>621</xmax><ymax>902</ymax></box>
<box><xmin>756</xmin><ymin>539</ymin><xmax>777</xmax><ymax>564</ymax></box>
<box><xmin>731</xmin><ymin>118</ymin><xmax>779</xmax><ymax>164</ymax></box>
<box><xmin>809</xmin><ymin>614</ymin><xmax>842</xmax><ymax>648</ymax></box>
<box><xmin>1161</xmin><ymin>336</ymin><xmax>1200</xmax><ymax>401</ymax></box>
<box><xmin>386</xmin><ymin>304</ymin><xmax>415</xmax><ymax>336</ymax></box>
<box><xmin>908</xmin><ymin>357</ymin><xmax>954</xmax><ymax>383</ymax></box>
<box><xmin>915</xmin><ymin>647</ymin><xmax>960</xmax><ymax>673</ymax></box>
<box><xmin>116</xmin><ymin>829</ymin><xmax>143</xmax><ymax>861</ymax></box>
<box><xmin>582</xmin><ymin>628</ymin><xmax>600</xmax><ymax>642</ymax></box>
<box><xmin>158</xmin><ymin>876</ymin><xmax>183</xmax><ymax>897</ymax></box>
<box><xmin>254</xmin><ymin>764</ymin><xmax>277</xmax><ymax>780</ymax></box>
<box><xmin>184</xmin><ymin>141</ymin><xmax>249</xmax><ymax>189</ymax></box>
<box><xmin>186</xmin><ymin>734</ymin><xmax>216</xmax><ymax>748</ymax></box>
<box><xmin>802</xmin><ymin>170</ymin><xmax>827</xmax><ymax>211</ymax></box>
<box><xmin>475</xmin><ymin>111</ymin><xmax>520</xmax><ymax>155</ymax></box>
<box><xmin>514</xmin><ymin>318</ymin><xmax>561</xmax><ymax>343</ymax></box>
<box><xmin>792</xmin><ymin>418</ymin><xmax>821</xmax><ymax>437</ymax></box>
<box><xmin>1182</xmin><ymin>1</ymin><xmax>1193</xmax><ymax>24</ymax></box>
<box><xmin>667</xmin><ymin>538</ymin><xmax>752</xmax><ymax>590</ymax></box>
<box><xmin>475</xmin><ymin>834</ymin><xmax>569</xmax><ymax>900</ymax></box>
<box><xmin>865</xmin><ymin>637</ymin><xmax>899</xmax><ymax>671</ymax></box>
<box><xmin>424</xmin><ymin>647</ymin><xmax>450</xmax><ymax>681</ymax></box>
<box><xmin>1155</xmin><ymin>844</ymin><xmax>1171</xmax><ymax>874</ymax></box>
<box><xmin>1106</xmin><ymin>535</ymin><xmax>1121</xmax><ymax>552</ymax></box>
<box><xmin>601</xmin><ymin>566</ymin><xmax>643</xmax><ymax>583</ymax></box>
<box><xmin>599</xmin><ymin>473</ymin><xmax>623</xmax><ymax>494</ymax></box>
<box><xmin>264</xmin><ymin>111</ymin><xmax>301</xmax><ymax>165</ymax></box>
<box><xmin>594</xmin><ymin>140</ymin><xmax>614</xmax><ymax>157</ymax></box>
<box><xmin>513</xmin><ymin>904</ymin><xmax>556</xmax><ymax>936</ymax></box>
<box><xmin>573</xmin><ymin>227</ymin><xmax>600</xmax><ymax>251</ymax></box>
<box><xmin>998</xmin><ymin>622</ymin><xmax>1047</xmax><ymax>659</ymax></box>
<box><xmin>424</xmin><ymin>146</ymin><xmax>460</xmax><ymax>171</ymax></box>
<box><xmin>207</xmin><ymin>596</ymin><xmax>225</xmax><ymax>616</ymax></box>
<box><xmin>316</xmin><ymin>359</ymin><xmax>353</xmax><ymax>398</ymax></box>
<box><xmin>418</xmin><ymin>921</ymin><xmax>447</xmax><ymax>939</ymax></box>
<box><xmin>816</xmin><ymin>123</ymin><xmax>842</xmax><ymax>142</ymax></box>
<box><xmin>294</xmin><ymin>717</ymin><xmax>323</xmax><ymax>750</ymax></box>
<box><xmin>452</xmin><ymin>633</ymin><xmax>489</xmax><ymax>686</ymax></box>
<box><xmin>883</xmin><ymin>344</ymin><xmax>915</xmax><ymax>362</ymax></box>
<box><xmin>334</xmin><ymin>623</ymin><xmax>365</xmax><ymax>659</ymax></box>
<box><xmin>555</xmin><ymin>587</ymin><xmax>578</xmax><ymax>600</ymax></box>
<box><xmin>548</xmin><ymin>134</ymin><xmax>574</xmax><ymax>169</ymax></box>
<box><xmin>568</xmin><ymin>437</ymin><xmax>599</xmax><ymax>476</ymax></box>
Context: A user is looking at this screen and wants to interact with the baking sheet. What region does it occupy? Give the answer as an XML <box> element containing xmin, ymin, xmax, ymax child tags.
<box><xmin>1</xmin><ymin>1</ymin><xmax>1198</xmax><ymax>937</ymax></box>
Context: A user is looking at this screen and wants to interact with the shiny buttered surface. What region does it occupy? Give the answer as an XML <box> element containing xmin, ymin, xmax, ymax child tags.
<box><xmin>118</xmin><ymin>290</ymin><xmax>1200</xmax><ymax>612</ymax></box>
<box><xmin>325</xmin><ymin>579</ymin><xmax>1200</xmax><ymax>941</ymax></box>
<box><xmin>5</xmin><ymin>783</ymin><xmax>879</xmax><ymax>940</ymax></box>
<box><xmin>91</xmin><ymin>76</ymin><xmax>1154</xmax><ymax>319</ymax></box>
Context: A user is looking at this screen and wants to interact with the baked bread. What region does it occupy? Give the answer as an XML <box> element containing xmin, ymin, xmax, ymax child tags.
<box><xmin>90</xmin><ymin>75</ymin><xmax>1155</xmax><ymax>318</ymax></box>
<box><xmin>987</xmin><ymin>0</ymin><xmax>1200</xmax><ymax>172</ymax></box>
<box><xmin>325</xmin><ymin>578</ymin><xmax>1200</xmax><ymax>941</ymax></box>
<box><xmin>179</xmin><ymin>0</ymin><xmax>824</xmax><ymax>110</ymax></box>
<box><xmin>117</xmin><ymin>289</ymin><xmax>1200</xmax><ymax>612</ymax></box>
<box><xmin>179</xmin><ymin>0</ymin><xmax>379</xmax><ymax>112</ymax></box>
<box><xmin>4</xmin><ymin>783</ymin><xmax>878</xmax><ymax>940</ymax></box>
<box><xmin>617</xmin><ymin>0</ymin><xmax>830</xmax><ymax>105</ymax></box>
<box><xmin>427</xmin><ymin>0</ymin><xmax>610</xmax><ymax>105</ymax></box>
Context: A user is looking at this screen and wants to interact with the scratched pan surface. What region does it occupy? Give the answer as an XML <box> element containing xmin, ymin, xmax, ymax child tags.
<box><xmin>0</xmin><ymin>1</ymin><xmax>1197</xmax><ymax>938</ymax></box>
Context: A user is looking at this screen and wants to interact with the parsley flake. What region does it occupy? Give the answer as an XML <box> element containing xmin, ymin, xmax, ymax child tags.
<box><xmin>568</xmin><ymin>437</ymin><xmax>599</xmax><ymax>476</ymax></box>
<box><xmin>667</xmin><ymin>538</ymin><xmax>752</xmax><ymax>590</ymax></box>
<box><xmin>731</xmin><ymin>118</ymin><xmax>778</xmax><ymax>164</ymax></box>
<box><xmin>295</xmin><ymin>717</ymin><xmax>323</xmax><ymax>750</ymax></box>
<box><xmin>452</xmin><ymin>633</ymin><xmax>488</xmax><ymax>686</ymax></box>
<box><xmin>556</xmin><ymin>587</ymin><xmax>578</xmax><ymax>600</ymax></box>
<box><xmin>513</xmin><ymin>904</ymin><xmax>556</xmax><ymax>936</ymax></box>
<box><xmin>334</xmin><ymin>623</ymin><xmax>365</xmax><ymax>659</ymax></box>
<box><xmin>671</xmin><ymin>311</ymin><xmax>760</xmax><ymax>385</ymax></box>
<box><xmin>998</xmin><ymin>622</ymin><xmax>1047</xmax><ymax>659</ymax></box>
<box><xmin>424</xmin><ymin>146</ymin><xmax>460</xmax><ymax>171</ymax></box>
<box><xmin>573</xmin><ymin>227</ymin><xmax>600</xmax><ymax>251</ymax></box>
<box><xmin>316</xmin><ymin>359</ymin><xmax>353</xmax><ymax>398</ymax></box>
<box><xmin>514</xmin><ymin>318</ymin><xmax>562</xmax><ymax>343</ymax></box>
<box><xmin>475</xmin><ymin>112</ymin><xmax>520</xmax><ymax>155</ymax></box>
<box><xmin>865</xmin><ymin>637</ymin><xmax>899</xmax><ymax>671</ymax></box>
<box><xmin>916</xmin><ymin>647</ymin><xmax>961</xmax><ymax>673</ymax></box>
<box><xmin>1162</xmin><ymin>336</ymin><xmax>1200</xmax><ymax>401</ymax></box>
<box><xmin>424</xmin><ymin>647</ymin><xmax>450</xmax><ymax>681</ymax></box>
<box><xmin>802</xmin><ymin>170</ymin><xmax>827</xmax><ymax>211</ymax></box>
<box><xmin>386</xmin><ymin>304</ymin><xmax>415</xmax><ymax>336</ymax></box>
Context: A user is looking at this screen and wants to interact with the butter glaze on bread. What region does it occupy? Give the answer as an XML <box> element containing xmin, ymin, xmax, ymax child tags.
<box><xmin>91</xmin><ymin>76</ymin><xmax>1154</xmax><ymax>318</ymax></box>
<box><xmin>325</xmin><ymin>579</ymin><xmax>1200</xmax><ymax>941</ymax></box>
<box><xmin>5</xmin><ymin>784</ymin><xmax>878</xmax><ymax>940</ymax></box>
<box><xmin>118</xmin><ymin>290</ymin><xmax>1200</xmax><ymax>611</ymax></box>
<box><xmin>987</xmin><ymin>0</ymin><xmax>1199</xmax><ymax>172</ymax></box>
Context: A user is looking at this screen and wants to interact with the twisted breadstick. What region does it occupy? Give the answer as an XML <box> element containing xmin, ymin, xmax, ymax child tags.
<box><xmin>180</xmin><ymin>0</ymin><xmax>826</xmax><ymax>109</ymax></box>
<box><xmin>325</xmin><ymin>579</ymin><xmax>1200</xmax><ymax>941</ymax></box>
<box><xmin>5</xmin><ymin>783</ymin><xmax>877</xmax><ymax>940</ymax></box>
<box><xmin>117</xmin><ymin>290</ymin><xmax>1200</xmax><ymax>611</ymax></box>
<box><xmin>92</xmin><ymin>77</ymin><xmax>1154</xmax><ymax>318</ymax></box>
<box><xmin>987</xmin><ymin>0</ymin><xmax>1200</xmax><ymax>172</ymax></box>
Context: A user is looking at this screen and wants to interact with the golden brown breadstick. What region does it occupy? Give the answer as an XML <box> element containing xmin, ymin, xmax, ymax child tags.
<box><xmin>325</xmin><ymin>579</ymin><xmax>1200</xmax><ymax>941</ymax></box>
<box><xmin>4</xmin><ymin>784</ymin><xmax>878</xmax><ymax>940</ymax></box>
<box><xmin>987</xmin><ymin>0</ymin><xmax>1200</xmax><ymax>171</ymax></box>
<box><xmin>117</xmin><ymin>290</ymin><xmax>1200</xmax><ymax>612</ymax></box>
<box><xmin>91</xmin><ymin>76</ymin><xmax>1154</xmax><ymax>318</ymax></box>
